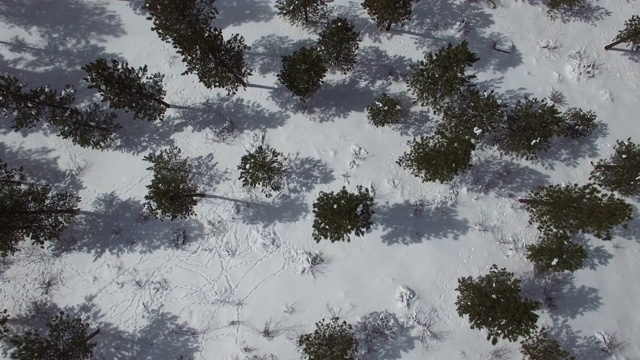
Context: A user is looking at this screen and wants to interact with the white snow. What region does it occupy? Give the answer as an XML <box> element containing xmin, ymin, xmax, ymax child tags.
<box><xmin>1</xmin><ymin>0</ymin><xmax>640</xmax><ymax>359</ymax></box>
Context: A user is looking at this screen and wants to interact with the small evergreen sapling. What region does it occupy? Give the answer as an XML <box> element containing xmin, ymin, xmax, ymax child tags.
<box><xmin>605</xmin><ymin>15</ymin><xmax>640</xmax><ymax>51</ymax></box>
<box><xmin>520</xmin><ymin>327</ymin><xmax>576</xmax><ymax>360</ymax></box>
<box><xmin>278</xmin><ymin>47</ymin><xmax>327</xmax><ymax>101</ymax></box>
<box><xmin>366</xmin><ymin>93</ymin><xmax>403</xmax><ymax>127</ymax></box>
<box><xmin>519</xmin><ymin>183</ymin><xmax>633</xmax><ymax>240</ymax></box>
<box><xmin>143</xmin><ymin>146</ymin><xmax>205</xmax><ymax>220</ymax></box>
<box><xmin>238</xmin><ymin>145</ymin><xmax>286</xmax><ymax>198</ymax></box>
<box><xmin>397</xmin><ymin>130</ymin><xmax>475</xmax><ymax>183</ymax></box>
<box><xmin>312</xmin><ymin>186</ymin><xmax>374</xmax><ymax>243</ymax></box>
<box><xmin>9</xmin><ymin>311</ymin><xmax>98</xmax><ymax>360</ymax></box>
<box><xmin>439</xmin><ymin>88</ymin><xmax>506</xmax><ymax>140</ymax></box>
<box><xmin>275</xmin><ymin>0</ymin><xmax>330</xmax><ymax>24</ymax></box>
<box><xmin>361</xmin><ymin>0</ymin><xmax>419</xmax><ymax>31</ymax></box>
<box><xmin>525</xmin><ymin>232</ymin><xmax>588</xmax><ymax>273</ymax></box>
<box><xmin>455</xmin><ymin>265</ymin><xmax>541</xmax><ymax>345</ymax></box>
<box><xmin>82</xmin><ymin>58</ymin><xmax>170</xmax><ymax>122</ymax></box>
<box><xmin>493</xmin><ymin>97</ymin><xmax>563</xmax><ymax>160</ymax></box>
<box><xmin>560</xmin><ymin>107</ymin><xmax>597</xmax><ymax>139</ymax></box>
<box><xmin>589</xmin><ymin>138</ymin><xmax>640</xmax><ymax>196</ymax></box>
<box><xmin>317</xmin><ymin>17</ymin><xmax>360</xmax><ymax>73</ymax></box>
<box><xmin>298</xmin><ymin>318</ymin><xmax>358</xmax><ymax>360</ymax></box>
<box><xmin>408</xmin><ymin>42</ymin><xmax>480</xmax><ymax>114</ymax></box>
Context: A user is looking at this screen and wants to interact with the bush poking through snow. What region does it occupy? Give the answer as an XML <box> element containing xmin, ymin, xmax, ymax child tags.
<box><xmin>595</xmin><ymin>331</ymin><xmax>627</xmax><ymax>355</ymax></box>
<box><xmin>455</xmin><ymin>265</ymin><xmax>541</xmax><ymax>345</ymax></box>
<box><xmin>366</xmin><ymin>93</ymin><xmax>404</xmax><ymax>127</ymax></box>
<box><xmin>519</xmin><ymin>183</ymin><xmax>633</xmax><ymax>240</ymax></box>
<box><xmin>317</xmin><ymin>17</ymin><xmax>360</xmax><ymax>74</ymax></box>
<box><xmin>275</xmin><ymin>0</ymin><xmax>330</xmax><ymax>24</ymax></box>
<box><xmin>298</xmin><ymin>318</ymin><xmax>358</xmax><ymax>360</ymax></box>
<box><xmin>559</xmin><ymin>107</ymin><xmax>597</xmax><ymax>139</ymax></box>
<box><xmin>300</xmin><ymin>250</ymin><xmax>329</xmax><ymax>277</ymax></box>
<box><xmin>278</xmin><ymin>47</ymin><xmax>328</xmax><ymax>101</ymax></box>
<box><xmin>353</xmin><ymin>311</ymin><xmax>403</xmax><ymax>357</ymax></box>
<box><xmin>396</xmin><ymin>285</ymin><xmax>416</xmax><ymax>309</ymax></box>
<box><xmin>361</xmin><ymin>0</ymin><xmax>420</xmax><ymax>31</ymax></box>
<box><xmin>520</xmin><ymin>327</ymin><xmax>575</xmax><ymax>360</ymax></box>
<box><xmin>547</xmin><ymin>88</ymin><xmax>566</xmax><ymax>106</ymax></box>
<box><xmin>525</xmin><ymin>232</ymin><xmax>588</xmax><ymax>273</ymax></box>
<box><xmin>404</xmin><ymin>307</ymin><xmax>443</xmax><ymax>350</ymax></box>
<box><xmin>238</xmin><ymin>145</ymin><xmax>287</xmax><ymax>198</ymax></box>
<box><xmin>312</xmin><ymin>186</ymin><xmax>375</xmax><ymax>243</ymax></box>
<box><xmin>589</xmin><ymin>138</ymin><xmax>640</xmax><ymax>196</ymax></box>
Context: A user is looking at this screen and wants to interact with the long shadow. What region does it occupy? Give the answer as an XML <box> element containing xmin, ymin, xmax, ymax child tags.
<box><xmin>350</xmin><ymin>46</ymin><xmax>413</xmax><ymax>88</ymax></box>
<box><xmin>534</xmin><ymin>122</ymin><xmax>608</xmax><ymax>169</ymax></box>
<box><xmin>376</xmin><ymin>200</ymin><xmax>470</xmax><ymax>245</ymax></box>
<box><xmin>235</xmin><ymin>193</ymin><xmax>310</xmax><ymax>226</ymax></box>
<box><xmin>572</xmin><ymin>234</ymin><xmax>613</xmax><ymax>271</ymax></box>
<box><xmin>52</xmin><ymin>192</ymin><xmax>205</xmax><ymax>259</ymax></box>
<box><xmin>549</xmin><ymin>318</ymin><xmax>611</xmax><ymax>360</ymax></box>
<box><xmin>214</xmin><ymin>0</ymin><xmax>277</xmax><ymax>28</ymax></box>
<box><xmin>612</xmin><ymin>203</ymin><xmax>640</xmax><ymax>242</ymax></box>
<box><xmin>548</xmin><ymin>2</ymin><xmax>611</xmax><ymax>24</ymax></box>
<box><xmin>353</xmin><ymin>311</ymin><xmax>417</xmax><ymax>360</ymax></box>
<box><xmin>247</xmin><ymin>35</ymin><xmax>317</xmax><ymax>75</ymax></box>
<box><xmin>286</xmin><ymin>154</ymin><xmax>336</xmax><ymax>195</ymax></box>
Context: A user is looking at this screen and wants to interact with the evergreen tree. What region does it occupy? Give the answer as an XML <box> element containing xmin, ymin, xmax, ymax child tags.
<box><xmin>143</xmin><ymin>146</ymin><xmax>205</xmax><ymax>220</ymax></box>
<box><xmin>520</xmin><ymin>327</ymin><xmax>576</xmax><ymax>360</ymax></box>
<box><xmin>9</xmin><ymin>311</ymin><xmax>98</xmax><ymax>360</ymax></box>
<box><xmin>82</xmin><ymin>58</ymin><xmax>169</xmax><ymax>122</ymax></box>
<box><xmin>546</xmin><ymin>0</ymin><xmax>588</xmax><ymax>21</ymax></box>
<box><xmin>525</xmin><ymin>232</ymin><xmax>588</xmax><ymax>273</ymax></box>
<box><xmin>275</xmin><ymin>0</ymin><xmax>330</xmax><ymax>24</ymax></box>
<box><xmin>361</xmin><ymin>0</ymin><xmax>419</xmax><ymax>31</ymax></box>
<box><xmin>493</xmin><ymin>97</ymin><xmax>563</xmax><ymax>160</ymax></box>
<box><xmin>589</xmin><ymin>138</ymin><xmax>640</xmax><ymax>196</ymax></box>
<box><xmin>455</xmin><ymin>265</ymin><xmax>541</xmax><ymax>345</ymax></box>
<box><xmin>408</xmin><ymin>42</ymin><xmax>480</xmax><ymax>114</ymax></box>
<box><xmin>277</xmin><ymin>47</ymin><xmax>327</xmax><ymax>101</ymax></box>
<box><xmin>0</xmin><ymin>309</ymin><xmax>8</xmax><ymax>340</ymax></box>
<box><xmin>397</xmin><ymin>130</ymin><xmax>475</xmax><ymax>183</ymax></box>
<box><xmin>365</xmin><ymin>93</ymin><xmax>403</xmax><ymax>127</ymax></box>
<box><xmin>298</xmin><ymin>318</ymin><xmax>358</xmax><ymax>360</ymax></box>
<box><xmin>559</xmin><ymin>107</ymin><xmax>597</xmax><ymax>139</ymax></box>
<box><xmin>317</xmin><ymin>17</ymin><xmax>360</xmax><ymax>73</ymax></box>
<box><xmin>605</xmin><ymin>15</ymin><xmax>640</xmax><ymax>51</ymax></box>
<box><xmin>0</xmin><ymin>76</ymin><xmax>120</xmax><ymax>149</ymax></box>
<box><xmin>439</xmin><ymin>87</ymin><xmax>506</xmax><ymax>140</ymax></box>
<box><xmin>519</xmin><ymin>183</ymin><xmax>633</xmax><ymax>240</ymax></box>
<box><xmin>238</xmin><ymin>145</ymin><xmax>287</xmax><ymax>198</ymax></box>
<box><xmin>0</xmin><ymin>162</ymin><xmax>80</xmax><ymax>256</ymax></box>
<box><xmin>312</xmin><ymin>186</ymin><xmax>374</xmax><ymax>243</ymax></box>
<box><xmin>144</xmin><ymin>0</ymin><xmax>251</xmax><ymax>93</ymax></box>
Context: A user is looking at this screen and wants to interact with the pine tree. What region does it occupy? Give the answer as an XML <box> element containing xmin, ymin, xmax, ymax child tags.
<box><xmin>525</xmin><ymin>232</ymin><xmax>588</xmax><ymax>273</ymax></box>
<box><xmin>298</xmin><ymin>318</ymin><xmax>358</xmax><ymax>360</ymax></box>
<box><xmin>317</xmin><ymin>17</ymin><xmax>360</xmax><ymax>73</ymax></box>
<box><xmin>0</xmin><ymin>309</ymin><xmax>8</xmax><ymax>340</ymax></box>
<box><xmin>82</xmin><ymin>58</ymin><xmax>169</xmax><ymax>122</ymax></box>
<box><xmin>455</xmin><ymin>265</ymin><xmax>541</xmax><ymax>345</ymax></box>
<box><xmin>605</xmin><ymin>15</ymin><xmax>640</xmax><ymax>51</ymax></box>
<box><xmin>143</xmin><ymin>0</ymin><xmax>251</xmax><ymax>93</ymax></box>
<box><xmin>366</xmin><ymin>93</ymin><xmax>404</xmax><ymax>127</ymax></box>
<box><xmin>0</xmin><ymin>161</ymin><xmax>80</xmax><ymax>256</ymax></box>
<box><xmin>408</xmin><ymin>41</ymin><xmax>480</xmax><ymax>114</ymax></box>
<box><xmin>559</xmin><ymin>107</ymin><xmax>597</xmax><ymax>139</ymax></box>
<box><xmin>589</xmin><ymin>138</ymin><xmax>640</xmax><ymax>196</ymax></box>
<box><xmin>0</xmin><ymin>75</ymin><xmax>120</xmax><ymax>149</ymax></box>
<box><xmin>493</xmin><ymin>97</ymin><xmax>563</xmax><ymax>160</ymax></box>
<box><xmin>9</xmin><ymin>311</ymin><xmax>98</xmax><ymax>360</ymax></box>
<box><xmin>520</xmin><ymin>327</ymin><xmax>576</xmax><ymax>360</ymax></box>
<box><xmin>278</xmin><ymin>46</ymin><xmax>327</xmax><ymax>101</ymax></box>
<box><xmin>143</xmin><ymin>146</ymin><xmax>205</xmax><ymax>220</ymax></box>
<box><xmin>238</xmin><ymin>145</ymin><xmax>287</xmax><ymax>198</ymax></box>
<box><xmin>361</xmin><ymin>0</ymin><xmax>419</xmax><ymax>31</ymax></box>
<box><xmin>312</xmin><ymin>186</ymin><xmax>374</xmax><ymax>243</ymax></box>
<box><xmin>439</xmin><ymin>87</ymin><xmax>506</xmax><ymax>140</ymax></box>
<box><xmin>397</xmin><ymin>130</ymin><xmax>475</xmax><ymax>183</ymax></box>
<box><xmin>519</xmin><ymin>183</ymin><xmax>633</xmax><ymax>240</ymax></box>
<box><xmin>275</xmin><ymin>0</ymin><xmax>330</xmax><ymax>25</ymax></box>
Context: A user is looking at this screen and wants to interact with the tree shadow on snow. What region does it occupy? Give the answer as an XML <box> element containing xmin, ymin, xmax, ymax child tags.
<box><xmin>247</xmin><ymin>35</ymin><xmax>317</xmax><ymax>75</ymax></box>
<box><xmin>353</xmin><ymin>311</ymin><xmax>417</xmax><ymax>360</ymax></box>
<box><xmin>548</xmin><ymin>318</ymin><xmax>611</xmax><ymax>360</ymax></box>
<box><xmin>547</xmin><ymin>2</ymin><xmax>611</xmax><ymax>24</ymax></box>
<box><xmin>214</xmin><ymin>0</ymin><xmax>277</xmax><ymax>29</ymax></box>
<box><xmin>232</xmin><ymin>193</ymin><xmax>310</xmax><ymax>227</ymax></box>
<box><xmin>611</xmin><ymin>203</ymin><xmax>640</xmax><ymax>243</ymax></box>
<box><xmin>534</xmin><ymin>122</ymin><xmax>608</xmax><ymax>170</ymax></box>
<box><xmin>376</xmin><ymin>200</ymin><xmax>470</xmax><ymax>245</ymax></box>
<box><xmin>286</xmin><ymin>154</ymin><xmax>336</xmax><ymax>195</ymax></box>
<box><xmin>572</xmin><ymin>234</ymin><xmax>613</xmax><ymax>271</ymax></box>
<box><xmin>350</xmin><ymin>46</ymin><xmax>413</xmax><ymax>88</ymax></box>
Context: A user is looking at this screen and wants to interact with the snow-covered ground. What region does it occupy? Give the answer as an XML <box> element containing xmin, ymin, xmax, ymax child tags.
<box><xmin>1</xmin><ymin>0</ymin><xmax>640</xmax><ymax>359</ymax></box>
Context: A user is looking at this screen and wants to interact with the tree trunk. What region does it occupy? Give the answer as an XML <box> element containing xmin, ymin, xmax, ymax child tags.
<box><xmin>150</xmin><ymin>96</ymin><xmax>171</xmax><ymax>108</ymax></box>
<box><xmin>185</xmin><ymin>193</ymin><xmax>207</xmax><ymax>198</ymax></box>
<box><xmin>385</xmin><ymin>19</ymin><xmax>393</xmax><ymax>31</ymax></box>
<box><xmin>85</xmin><ymin>328</ymin><xmax>100</xmax><ymax>342</ymax></box>
<box><xmin>0</xmin><ymin>179</ymin><xmax>24</xmax><ymax>185</ymax></box>
<box><xmin>604</xmin><ymin>32</ymin><xmax>640</xmax><ymax>50</ymax></box>
<box><xmin>594</xmin><ymin>164</ymin><xmax>623</xmax><ymax>170</ymax></box>
<box><xmin>303</xmin><ymin>5</ymin><xmax>309</xmax><ymax>23</ymax></box>
<box><xmin>518</xmin><ymin>199</ymin><xmax>537</xmax><ymax>205</ymax></box>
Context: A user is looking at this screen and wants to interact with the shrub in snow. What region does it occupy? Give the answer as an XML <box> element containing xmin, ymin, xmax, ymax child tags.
<box><xmin>606</xmin><ymin>15</ymin><xmax>640</xmax><ymax>51</ymax></box>
<box><xmin>238</xmin><ymin>145</ymin><xmax>286</xmax><ymax>198</ymax></box>
<box><xmin>298</xmin><ymin>318</ymin><xmax>358</xmax><ymax>360</ymax></box>
<box><xmin>366</xmin><ymin>93</ymin><xmax>403</xmax><ymax>127</ymax></box>
<box><xmin>9</xmin><ymin>311</ymin><xmax>98</xmax><ymax>360</ymax></box>
<box><xmin>520</xmin><ymin>327</ymin><xmax>575</xmax><ymax>360</ymax></box>
<box><xmin>82</xmin><ymin>58</ymin><xmax>169</xmax><ymax>122</ymax></box>
<box><xmin>361</xmin><ymin>0</ymin><xmax>420</xmax><ymax>31</ymax></box>
<box><xmin>278</xmin><ymin>47</ymin><xmax>328</xmax><ymax>101</ymax></box>
<box><xmin>519</xmin><ymin>183</ymin><xmax>633</xmax><ymax>240</ymax></box>
<box><xmin>439</xmin><ymin>87</ymin><xmax>506</xmax><ymax>140</ymax></box>
<box><xmin>143</xmin><ymin>146</ymin><xmax>205</xmax><ymax>220</ymax></box>
<box><xmin>590</xmin><ymin>138</ymin><xmax>640</xmax><ymax>196</ymax></box>
<box><xmin>546</xmin><ymin>0</ymin><xmax>588</xmax><ymax>21</ymax></box>
<box><xmin>299</xmin><ymin>250</ymin><xmax>329</xmax><ymax>277</ymax></box>
<box><xmin>353</xmin><ymin>311</ymin><xmax>402</xmax><ymax>357</ymax></box>
<box><xmin>455</xmin><ymin>264</ymin><xmax>540</xmax><ymax>345</ymax></box>
<box><xmin>0</xmin><ymin>160</ymin><xmax>80</xmax><ymax>256</ymax></box>
<box><xmin>396</xmin><ymin>285</ymin><xmax>416</xmax><ymax>309</ymax></box>
<box><xmin>493</xmin><ymin>97</ymin><xmax>564</xmax><ymax>160</ymax></box>
<box><xmin>397</xmin><ymin>130</ymin><xmax>475</xmax><ymax>184</ymax></box>
<box><xmin>525</xmin><ymin>232</ymin><xmax>588</xmax><ymax>273</ymax></box>
<box><xmin>275</xmin><ymin>0</ymin><xmax>330</xmax><ymax>25</ymax></box>
<box><xmin>312</xmin><ymin>186</ymin><xmax>374</xmax><ymax>243</ymax></box>
<box><xmin>408</xmin><ymin>41</ymin><xmax>480</xmax><ymax>114</ymax></box>
<box><xmin>317</xmin><ymin>17</ymin><xmax>360</xmax><ymax>73</ymax></box>
<box><xmin>404</xmin><ymin>307</ymin><xmax>443</xmax><ymax>350</ymax></box>
<box><xmin>559</xmin><ymin>107</ymin><xmax>597</xmax><ymax>139</ymax></box>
